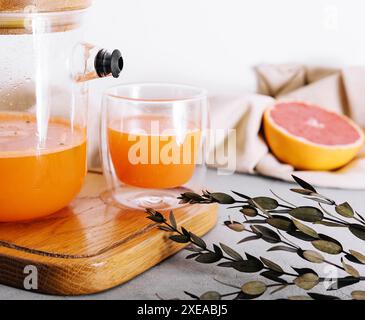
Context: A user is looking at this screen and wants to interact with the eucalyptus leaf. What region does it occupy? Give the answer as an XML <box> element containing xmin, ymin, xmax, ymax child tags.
<box><xmin>181</xmin><ymin>227</ymin><xmax>190</xmax><ymax>238</ymax></box>
<box><xmin>186</xmin><ymin>253</ymin><xmax>200</xmax><ymax>259</ymax></box>
<box><xmin>287</xmin><ymin>230</ymin><xmax>318</xmax><ymax>242</ymax></box>
<box><xmin>240</xmin><ymin>206</ymin><xmax>258</xmax><ymax>217</ymax></box>
<box><xmin>345</xmin><ymin>253</ymin><xmax>365</xmax><ymax>265</ymax></box>
<box><xmin>189</xmin><ymin>232</ymin><xmax>206</xmax><ymax>249</ymax></box>
<box><xmin>294</xmin><ymin>273</ymin><xmax>319</xmax><ymax>290</ymax></box>
<box><xmin>304</xmin><ymin>196</ymin><xmax>335</xmax><ymax>205</ymax></box>
<box><xmin>348</xmin><ymin>249</ymin><xmax>365</xmax><ymax>264</ymax></box>
<box><xmin>213</xmin><ymin>244</ymin><xmax>223</xmax><ymax>258</ymax></box>
<box><xmin>292</xmin><ymin>175</ymin><xmax>317</xmax><ymax>192</ymax></box>
<box><xmin>268</xmin><ymin>209</ymin><xmax>291</xmax><ymax>214</ymax></box>
<box><xmin>147</xmin><ymin>215</ymin><xmax>165</xmax><ymax>223</ymax></box>
<box><xmin>290</xmin><ymin>189</ymin><xmax>315</xmax><ymax>196</ymax></box>
<box><xmin>182</xmin><ymin>192</ymin><xmax>204</xmax><ymax>201</ymax></box>
<box><xmin>307</xmin><ymin>292</ymin><xmax>340</xmax><ymax>300</ymax></box>
<box><xmin>312</xmin><ymin>236</ymin><xmax>343</xmax><ymax>255</ymax></box>
<box><xmin>293</xmin><ymin>219</ymin><xmax>319</xmax><ymax>239</ymax></box>
<box><xmin>224</xmin><ymin>220</ymin><xmax>246</xmax><ymax>232</ymax></box>
<box><xmin>185</xmin><ymin>245</ymin><xmax>203</xmax><ymax>253</ymax></box>
<box><xmin>299</xmin><ymin>250</ymin><xmax>325</xmax><ymax>264</ymax></box>
<box><xmin>156</xmin><ymin>211</ymin><xmax>165</xmax><ymax>219</ymax></box>
<box><xmin>267</xmin><ymin>216</ymin><xmax>295</xmax><ymax>231</ymax></box>
<box><xmin>231</xmin><ymin>259</ymin><xmax>264</xmax><ymax>273</ymax></box>
<box><xmin>260</xmin><ymin>257</ymin><xmax>284</xmax><ymax>273</ymax></box>
<box><xmin>146</xmin><ymin>208</ymin><xmax>157</xmax><ymax>215</ymax></box>
<box><xmin>249</xmin><ymin>197</ymin><xmax>279</xmax><ymax>210</ymax></box>
<box><xmin>169</xmin><ymin>211</ymin><xmax>177</xmax><ymax>229</ymax></box>
<box><xmin>231</xmin><ymin>190</ymin><xmax>251</xmax><ymax>200</ymax></box>
<box><xmin>220</xmin><ymin>243</ymin><xmax>243</xmax><ymax>261</ymax></box>
<box><xmin>335</xmin><ymin>202</ymin><xmax>354</xmax><ymax>218</ymax></box>
<box><xmin>349</xmin><ymin>224</ymin><xmax>365</xmax><ymax>241</ymax></box>
<box><xmin>344</xmin><ymin>254</ymin><xmax>364</xmax><ymax>264</ymax></box>
<box><xmin>158</xmin><ymin>226</ymin><xmax>174</xmax><ymax>232</ymax></box>
<box><xmin>200</xmin><ymin>291</ymin><xmax>221</xmax><ymax>300</ymax></box>
<box><xmin>314</xmin><ymin>220</ymin><xmax>346</xmax><ymax>228</ymax></box>
<box><xmin>246</xmin><ymin>253</ymin><xmax>264</xmax><ymax>263</ymax></box>
<box><xmin>234</xmin><ymin>292</ymin><xmax>261</xmax><ymax>300</ymax></box>
<box><xmin>243</xmin><ymin>219</ymin><xmax>267</xmax><ymax>224</ymax></box>
<box><xmin>217</xmin><ymin>262</ymin><xmax>235</xmax><ymax>268</ymax></box>
<box><xmin>195</xmin><ymin>253</ymin><xmax>221</xmax><ymax>264</ymax></box>
<box><xmin>210</xmin><ymin>192</ymin><xmax>235</xmax><ymax>204</ymax></box>
<box><xmin>341</xmin><ymin>258</ymin><xmax>360</xmax><ymax>278</ymax></box>
<box><xmin>292</xmin><ymin>267</ymin><xmax>317</xmax><ymax>276</ymax></box>
<box><xmin>289</xmin><ymin>206</ymin><xmax>323</xmax><ymax>222</ymax></box>
<box><xmin>169</xmin><ymin>235</ymin><xmax>190</xmax><ymax>243</ymax></box>
<box><xmin>178</xmin><ymin>198</ymin><xmax>190</xmax><ymax>205</ymax></box>
<box><xmin>267</xmin><ymin>245</ymin><xmax>297</xmax><ymax>253</ymax></box>
<box><xmin>288</xmin><ymin>296</ymin><xmax>313</xmax><ymax>300</ymax></box>
<box><xmin>241</xmin><ymin>281</ymin><xmax>267</xmax><ymax>296</ymax></box>
<box><xmin>252</xmin><ymin>225</ymin><xmax>281</xmax><ymax>243</ymax></box>
<box><xmin>351</xmin><ymin>290</ymin><xmax>365</xmax><ymax>300</ymax></box>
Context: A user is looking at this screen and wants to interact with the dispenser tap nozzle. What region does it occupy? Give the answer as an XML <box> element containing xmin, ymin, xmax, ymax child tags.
<box><xmin>71</xmin><ymin>43</ymin><xmax>124</xmax><ymax>82</ymax></box>
<box><xmin>95</xmin><ymin>49</ymin><xmax>123</xmax><ymax>78</ymax></box>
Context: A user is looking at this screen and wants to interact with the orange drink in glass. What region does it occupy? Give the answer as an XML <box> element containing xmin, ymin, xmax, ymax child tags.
<box><xmin>101</xmin><ymin>84</ymin><xmax>208</xmax><ymax>210</ymax></box>
<box><xmin>108</xmin><ymin>115</ymin><xmax>201</xmax><ymax>189</ymax></box>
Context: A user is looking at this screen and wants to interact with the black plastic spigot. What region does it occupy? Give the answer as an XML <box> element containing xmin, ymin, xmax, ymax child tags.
<box><xmin>94</xmin><ymin>49</ymin><xmax>124</xmax><ymax>78</ymax></box>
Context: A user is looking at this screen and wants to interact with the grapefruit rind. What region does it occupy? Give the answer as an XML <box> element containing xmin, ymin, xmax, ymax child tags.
<box><xmin>263</xmin><ymin>101</ymin><xmax>364</xmax><ymax>171</ymax></box>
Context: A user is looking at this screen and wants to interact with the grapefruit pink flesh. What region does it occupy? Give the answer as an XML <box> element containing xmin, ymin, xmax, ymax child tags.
<box><xmin>263</xmin><ymin>102</ymin><xmax>364</xmax><ymax>170</ymax></box>
<box><xmin>270</xmin><ymin>102</ymin><xmax>361</xmax><ymax>146</ymax></box>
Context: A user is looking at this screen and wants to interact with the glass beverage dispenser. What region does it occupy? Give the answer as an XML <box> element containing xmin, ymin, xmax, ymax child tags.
<box><xmin>0</xmin><ymin>1</ymin><xmax>123</xmax><ymax>221</ymax></box>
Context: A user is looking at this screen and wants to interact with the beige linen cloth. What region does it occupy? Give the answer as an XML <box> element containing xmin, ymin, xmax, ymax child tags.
<box><xmin>209</xmin><ymin>64</ymin><xmax>365</xmax><ymax>189</ymax></box>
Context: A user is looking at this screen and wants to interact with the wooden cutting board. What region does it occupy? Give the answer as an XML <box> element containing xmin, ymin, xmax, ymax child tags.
<box><xmin>0</xmin><ymin>173</ymin><xmax>218</xmax><ymax>296</ymax></box>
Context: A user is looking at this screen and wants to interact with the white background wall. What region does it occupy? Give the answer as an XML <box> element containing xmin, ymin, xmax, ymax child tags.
<box><xmin>86</xmin><ymin>0</ymin><xmax>365</xmax><ymax>97</ymax></box>
<box><xmin>84</xmin><ymin>0</ymin><xmax>365</xmax><ymax>168</ymax></box>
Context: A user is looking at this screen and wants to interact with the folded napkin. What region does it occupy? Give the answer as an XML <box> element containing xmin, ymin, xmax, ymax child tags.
<box><xmin>209</xmin><ymin>65</ymin><xmax>365</xmax><ymax>189</ymax></box>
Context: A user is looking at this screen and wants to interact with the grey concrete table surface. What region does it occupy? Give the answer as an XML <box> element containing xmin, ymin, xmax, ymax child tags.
<box><xmin>1</xmin><ymin>169</ymin><xmax>364</xmax><ymax>300</ymax></box>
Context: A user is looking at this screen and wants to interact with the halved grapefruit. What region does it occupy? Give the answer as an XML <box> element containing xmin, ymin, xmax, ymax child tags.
<box><xmin>263</xmin><ymin>101</ymin><xmax>364</xmax><ymax>170</ymax></box>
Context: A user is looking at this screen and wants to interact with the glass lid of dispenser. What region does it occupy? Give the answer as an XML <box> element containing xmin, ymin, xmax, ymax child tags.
<box><xmin>0</xmin><ymin>0</ymin><xmax>92</xmax><ymax>34</ymax></box>
<box><xmin>0</xmin><ymin>0</ymin><xmax>91</xmax><ymax>12</ymax></box>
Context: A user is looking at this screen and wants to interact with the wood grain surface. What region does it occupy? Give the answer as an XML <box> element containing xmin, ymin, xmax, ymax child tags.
<box><xmin>0</xmin><ymin>173</ymin><xmax>218</xmax><ymax>296</ymax></box>
<box><xmin>0</xmin><ymin>0</ymin><xmax>91</xmax><ymax>12</ymax></box>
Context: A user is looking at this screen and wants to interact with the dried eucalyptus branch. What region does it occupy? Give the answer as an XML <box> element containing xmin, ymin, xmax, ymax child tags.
<box><xmin>146</xmin><ymin>175</ymin><xmax>365</xmax><ymax>300</ymax></box>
